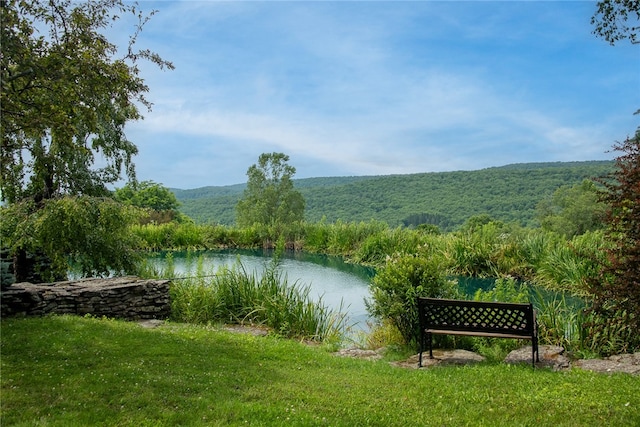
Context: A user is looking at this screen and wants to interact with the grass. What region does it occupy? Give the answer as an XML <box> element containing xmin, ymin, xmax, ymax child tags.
<box><xmin>2</xmin><ymin>315</ymin><xmax>639</xmax><ymax>426</ymax></box>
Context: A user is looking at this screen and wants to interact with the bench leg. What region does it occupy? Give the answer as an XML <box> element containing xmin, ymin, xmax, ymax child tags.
<box><xmin>428</xmin><ymin>332</ymin><xmax>433</xmax><ymax>359</ymax></box>
<box><xmin>419</xmin><ymin>332</ymin><xmax>424</xmax><ymax>367</ymax></box>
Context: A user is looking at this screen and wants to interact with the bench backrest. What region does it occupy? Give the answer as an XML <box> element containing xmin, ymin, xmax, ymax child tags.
<box><xmin>418</xmin><ymin>297</ymin><xmax>536</xmax><ymax>336</ymax></box>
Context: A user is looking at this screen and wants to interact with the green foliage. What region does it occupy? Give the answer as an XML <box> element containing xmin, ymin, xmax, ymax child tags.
<box><xmin>536</xmin><ymin>230</ymin><xmax>607</xmax><ymax>296</ymax></box>
<box><xmin>470</xmin><ymin>277</ymin><xmax>532</xmax><ymax>360</ymax></box>
<box><xmin>114</xmin><ymin>181</ymin><xmax>180</xmax><ymax>212</ymax></box>
<box><xmin>1</xmin><ymin>0</ymin><xmax>173</xmax><ymax>204</ymax></box>
<box><xmin>363</xmin><ymin>318</ymin><xmax>406</xmax><ymax>350</ymax></box>
<box><xmin>537</xmin><ymin>179</ymin><xmax>606</xmax><ymax>238</ymax></box>
<box><xmin>236</xmin><ymin>153</ymin><xmax>305</xmax><ymax>229</ymax></box>
<box><xmin>472</xmin><ymin>277</ymin><xmax>530</xmax><ymax>303</ymax></box>
<box><xmin>131</xmin><ymin>222</ymin><xmax>206</xmax><ymax>251</ymax></box>
<box><xmin>367</xmin><ymin>248</ymin><xmax>459</xmax><ymax>345</ymax></box>
<box><xmin>299</xmin><ymin>219</ymin><xmax>332</xmax><ymax>251</ymax></box>
<box><xmin>583</xmin><ymin>305</ymin><xmax>638</xmax><ymax>356</ymax></box>
<box><xmin>0</xmin><ymin>0</ymin><xmax>171</xmax><ymax>281</ymax></box>
<box><xmin>531</xmin><ymin>289</ymin><xmax>587</xmax><ymax>354</ymax></box>
<box><xmin>447</xmin><ymin>220</ymin><xmax>509</xmax><ymax>277</ymax></box>
<box><xmin>177</xmin><ymin>161</ymin><xmax>614</xmax><ymax>228</ymax></box>
<box><xmin>401</xmin><ymin>212</ymin><xmax>451</xmax><ymax>230</ymax></box>
<box><xmin>352</xmin><ymin>226</ymin><xmax>426</xmax><ymax>265</ymax></box>
<box><xmin>587</xmin><ymin>129</ymin><xmax>640</xmax><ymax>354</ymax></box>
<box><xmin>130</xmin><ymin>216</ymin><xmax>632</xmax><ymax>356</ymax></box>
<box><xmin>1</xmin><ymin>196</ymin><xmax>141</xmax><ymax>280</ymax></box>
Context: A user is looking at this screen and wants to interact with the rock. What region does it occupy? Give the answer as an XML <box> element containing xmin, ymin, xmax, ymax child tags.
<box><xmin>0</xmin><ymin>277</ymin><xmax>171</xmax><ymax>320</ymax></box>
<box><xmin>336</xmin><ymin>343</ymin><xmax>639</xmax><ymax>376</ymax></box>
<box><xmin>574</xmin><ymin>352</ymin><xmax>640</xmax><ymax>375</ymax></box>
<box><xmin>505</xmin><ymin>345</ymin><xmax>570</xmax><ymax>371</ymax></box>
<box><xmin>138</xmin><ymin>319</ymin><xmax>165</xmax><ymax>329</ymax></box>
<box><xmin>223</xmin><ymin>324</ymin><xmax>270</xmax><ymax>337</ymax></box>
<box><xmin>334</xmin><ymin>348</ymin><xmax>384</xmax><ymax>361</ymax></box>
<box><xmin>390</xmin><ymin>349</ymin><xmax>485</xmax><ymax>369</ymax></box>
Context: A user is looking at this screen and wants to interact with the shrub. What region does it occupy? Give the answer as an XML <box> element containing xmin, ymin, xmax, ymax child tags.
<box><xmin>531</xmin><ymin>288</ymin><xmax>586</xmax><ymax>354</ymax></box>
<box><xmin>472</xmin><ymin>276</ymin><xmax>530</xmax><ymax>304</ymax></box>
<box><xmin>447</xmin><ymin>223</ymin><xmax>504</xmax><ymax>277</ymax></box>
<box><xmin>471</xmin><ymin>277</ymin><xmax>531</xmax><ymax>359</ymax></box>
<box><xmin>352</xmin><ymin>227</ymin><xmax>426</xmax><ymax>266</ymax></box>
<box><xmin>366</xmin><ymin>247</ymin><xmax>458</xmax><ymax>345</ymax></box>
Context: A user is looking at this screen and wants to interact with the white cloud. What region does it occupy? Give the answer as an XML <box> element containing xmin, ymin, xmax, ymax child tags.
<box><xmin>122</xmin><ymin>1</ymin><xmax>636</xmax><ymax>188</ymax></box>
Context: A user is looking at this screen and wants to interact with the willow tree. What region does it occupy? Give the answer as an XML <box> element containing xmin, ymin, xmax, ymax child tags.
<box><xmin>0</xmin><ymin>0</ymin><xmax>172</xmax><ymax>281</ymax></box>
<box><xmin>236</xmin><ymin>153</ymin><xmax>305</xmax><ymax>228</ymax></box>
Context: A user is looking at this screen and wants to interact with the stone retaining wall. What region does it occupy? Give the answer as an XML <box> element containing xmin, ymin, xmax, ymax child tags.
<box><xmin>0</xmin><ymin>276</ymin><xmax>171</xmax><ymax>320</ymax></box>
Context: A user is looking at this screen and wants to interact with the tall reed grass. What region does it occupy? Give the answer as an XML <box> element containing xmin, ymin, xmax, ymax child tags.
<box><xmin>131</xmin><ymin>222</ymin><xmax>204</xmax><ymax>250</ymax></box>
<box><xmin>531</xmin><ymin>288</ymin><xmax>587</xmax><ymax>354</ymax></box>
<box><xmin>166</xmin><ymin>257</ymin><xmax>349</xmax><ymax>343</ymax></box>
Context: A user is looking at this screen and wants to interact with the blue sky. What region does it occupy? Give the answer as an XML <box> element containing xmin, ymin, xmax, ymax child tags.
<box><xmin>119</xmin><ymin>1</ymin><xmax>639</xmax><ymax>189</ymax></box>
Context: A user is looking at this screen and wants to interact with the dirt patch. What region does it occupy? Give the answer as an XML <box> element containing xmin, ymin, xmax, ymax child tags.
<box><xmin>138</xmin><ymin>319</ymin><xmax>165</xmax><ymax>329</ymax></box>
<box><xmin>391</xmin><ymin>349</ymin><xmax>485</xmax><ymax>369</ymax></box>
<box><xmin>222</xmin><ymin>324</ymin><xmax>270</xmax><ymax>337</ymax></box>
<box><xmin>334</xmin><ymin>348</ymin><xmax>384</xmax><ymax>361</ymax></box>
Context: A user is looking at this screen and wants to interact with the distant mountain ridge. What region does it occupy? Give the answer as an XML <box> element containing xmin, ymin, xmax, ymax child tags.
<box><xmin>173</xmin><ymin>161</ymin><xmax>614</xmax><ymax>230</ymax></box>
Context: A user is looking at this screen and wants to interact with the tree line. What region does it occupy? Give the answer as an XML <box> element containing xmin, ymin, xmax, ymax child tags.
<box><xmin>176</xmin><ymin>161</ymin><xmax>614</xmax><ymax>230</ymax></box>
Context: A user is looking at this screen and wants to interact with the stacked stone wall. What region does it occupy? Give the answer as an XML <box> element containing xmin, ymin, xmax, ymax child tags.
<box><xmin>0</xmin><ymin>276</ymin><xmax>171</xmax><ymax>320</ymax></box>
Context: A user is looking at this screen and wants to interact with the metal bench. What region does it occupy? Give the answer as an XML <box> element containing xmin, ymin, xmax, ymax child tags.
<box><xmin>417</xmin><ymin>297</ymin><xmax>539</xmax><ymax>368</ymax></box>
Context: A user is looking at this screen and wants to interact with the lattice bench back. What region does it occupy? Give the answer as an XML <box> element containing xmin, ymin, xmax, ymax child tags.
<box><xmin>417</xmin><ymin>297</ymin><xmax>539</xmax><ymax>367</ymax></box>
<box><xmin>419</xmin><ymin>298</ymin><xmax>535</xmax><ymax>336</ymax></box>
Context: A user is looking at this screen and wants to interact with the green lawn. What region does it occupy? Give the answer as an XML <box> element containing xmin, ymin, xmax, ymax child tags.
<box><xmin>1</xmin><ymin>315</ymin><xmax>638</xmax><ymax>426</ymax></box>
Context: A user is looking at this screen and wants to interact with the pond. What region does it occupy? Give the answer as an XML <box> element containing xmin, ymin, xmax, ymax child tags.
<box><xmin>145</xmin><ymin>249</ymin><xmax>376</xmax><ymax>331</ymax></box>
<box><xmin>144</xmin><ymin>250</ymin><xmax>583</xmax><ymax>334</ymax></box>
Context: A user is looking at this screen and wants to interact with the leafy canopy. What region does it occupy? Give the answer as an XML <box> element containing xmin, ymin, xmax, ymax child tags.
<box><xmin>114</xmin><ymin>181</ymin><xmax>180</xmax><ymax>212</ymax></box>
<box><xmin>536</xmin><ymin>179</ymin><xmax>606</xmax><ymax>238</ymax></box>
<box><xmin>236</xmin><ymin>153</ymin><xmax>305</xmax><ymax>227</ymax></box>
<box><xmin>0</xmin><ymin>196</ymin><xmax>141</xmax><ymax>281</ymax></box>
<box><xmin>0</xmin><ymin>0</ymin><xmax>173</xmax><ymax>204</ymax></box>
<box><xmin>0</xmin><ymin>0</ymin><xmax>171</xmax><ymax>281</ymax></box>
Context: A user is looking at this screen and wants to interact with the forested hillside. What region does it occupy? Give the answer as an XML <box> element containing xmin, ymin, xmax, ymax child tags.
<box><xmin>174</xmin><ymin>161</ymin><xmax>613</xmax><ymax>230</ymax></box>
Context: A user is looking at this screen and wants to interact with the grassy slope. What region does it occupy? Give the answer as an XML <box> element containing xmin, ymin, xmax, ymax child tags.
<box><xmin>2</xmin><ymin>316</ymin><xmax>638</xmax><ymax>426</ymax></box>
<box><xmin>175</xmin><ymin>161</ymin><xmax>613</xmax><ymax>228</ymax></box>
